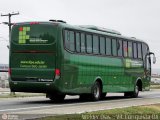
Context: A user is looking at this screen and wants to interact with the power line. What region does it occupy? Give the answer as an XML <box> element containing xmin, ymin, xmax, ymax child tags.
<box><xmin>1</xmin><ymin>12</ymin><xmax>19</xmax><ymax>37</ymax></box>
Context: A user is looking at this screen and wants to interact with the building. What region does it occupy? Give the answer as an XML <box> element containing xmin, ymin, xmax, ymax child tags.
<box><xmin>0</xmin><ymin>64</ymin><xmax>9</xmax><ymax>88</ymax></box>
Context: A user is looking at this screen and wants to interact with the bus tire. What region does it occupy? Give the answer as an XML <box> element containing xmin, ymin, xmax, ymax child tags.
<box><xmin>124</xmin><ymin>92</ymin><xmax>131</xmax><ymax>97</ymax></box>
<box><xmin>91</xmin><ymin>81</ymin><xmax>102</xmax><ymax>101</ymax></box>
<box><xmin>79</xmin><ymin>94</ymin><xmax>90</xmax><ymax>101</ymax></box>
<box><xmin>131</xmin><ymin>85</ymin><xmax>139</xmax><ymax>98</ymax></box>
<box><xmin>49</xmin><ymin>94</ymin><xmax>65</xmax><ymax>102</ymax></box>
<box><xmin>101</xmin><ymin>93</ymin><xmax>107</xmax><ymax>99</ymax></box>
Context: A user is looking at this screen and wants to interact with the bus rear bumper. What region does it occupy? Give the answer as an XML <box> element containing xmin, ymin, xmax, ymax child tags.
<box><xmin>9</xmin><ymin>81</ymin><xmax>59</xmax><ymax>93</ymax></box>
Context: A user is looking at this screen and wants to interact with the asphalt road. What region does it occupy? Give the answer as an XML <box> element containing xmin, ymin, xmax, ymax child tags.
<box><xmin>0</xmin><ymin>89</ymin><xmax>160</xmax><ymax>120</ymax></box>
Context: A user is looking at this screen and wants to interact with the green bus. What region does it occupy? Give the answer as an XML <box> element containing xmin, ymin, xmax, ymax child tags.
<box><xmin>9</xmin><ymin>20</ymin><xmax>156</xmax><ymax>101</ymax></box>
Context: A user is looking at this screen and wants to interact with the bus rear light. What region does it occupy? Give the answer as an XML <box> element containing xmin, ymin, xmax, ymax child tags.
<box><xmin>29</xmin><ymin>51</ymin><xmax>37</xmax><ymax>53</ymax></box>
<box><xmin>30</xmin><ymin>22</ymin><xmax>39</xmax><ymax>24</ymax></box>
<box><xmin>55</xmin><ymin>69</ymin><xmax>60</xmax><ymax>79</ymax></box>
<box><xmin>19</xmin><ymin>27</ymin><xmax>23</xmax><ymax>31</ymax></box>
<box><xmin>8</xmin><ymin>68</ymin><xmax>11</xmax><ymax>76</ymax></box>
<box><xmin>55</xmin><ymin>69</ymin><xmax>60</xmax><ymax>76</ymax></box>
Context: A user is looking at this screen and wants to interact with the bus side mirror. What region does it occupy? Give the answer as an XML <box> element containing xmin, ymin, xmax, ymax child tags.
<box><xmin>153</xmin><ymin>55</ymin><xmax>156</xmax><ymax>64</ymax></box>
<box><xmin>7</xmin><ymin>45</ymin><xmax>10</xmax><ymax>49</ymax></box>
<box><xmin>149</xmin><ymin>52</ymin><xmax>156</xmax><ymax>64</ymax></box>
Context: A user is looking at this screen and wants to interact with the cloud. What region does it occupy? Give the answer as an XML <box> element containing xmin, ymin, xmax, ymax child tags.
<box><xmin>0</xmin><ymin>0</ymin><xmax>160</xmax><ymax>68</ymax></box>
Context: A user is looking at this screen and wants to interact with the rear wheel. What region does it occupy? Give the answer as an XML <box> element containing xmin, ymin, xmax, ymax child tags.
<box><xmin>79</xmin><ymin>94</ymin><xmax>90</xmax><ymax>101</ymax></box>
<box><xmin>91</xmin><ymin>81</ymin><xmax>102</xmax><ymax>101</ymax></box>
<box><xmin>48</xmin><ymin>94</ymin><xmax>65</xmax><ymax>102</ymax></box>
<box><xmin>124</xmin><ymin>92</ymin><xmax>131</xmax><ymax>97</ymax></box>
<box><xmin>131</xmin><ymin>85</ymin><xmax>139</xmax><ymax>98</ymax></box>
<box><xmin>101</xmin><ymin>93</ymin><xmax>107</xmax><ymax>99</ymax></box>
<box><xmin>124</xmin><ymin>85</ymin><xmax>139</xmax><ymax>98</ymax></box>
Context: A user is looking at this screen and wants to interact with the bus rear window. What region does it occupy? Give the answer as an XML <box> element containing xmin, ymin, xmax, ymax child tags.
<box><xmin>11</xmin><ymin>24</ymin><xmax>56</xmax><ymax>45</ymax></box>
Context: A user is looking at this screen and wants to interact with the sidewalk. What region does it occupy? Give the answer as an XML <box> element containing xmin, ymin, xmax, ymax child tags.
<box><xmin>0</xmin><ymin>88</ymin><xmax>10</xmax><ymax>96</ymax></box>
<box><xmin>0</xmin><ymin>87</ymin><xmax>10</xmax><ymax>92</ymax></box>
<box><xmin>0</xmin><ymin>87</ymin><xmax>45</xmax><ymax>98</ymax></box>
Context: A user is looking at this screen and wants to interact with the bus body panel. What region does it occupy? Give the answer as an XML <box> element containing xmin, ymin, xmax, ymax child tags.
<box><xmin>9</xmin><ymin>22</ymin><xmax>151</xmax><ymax>96</ymax></box>
<box><xmin>10</xmin><ymin>53</ymin><xmax>55</xmax><ymax>80</ymax></box>
<box><xmin>9</xmin><ymin>23</ymin><xmax>61</xmax><ymax>93</ymax></box>
<box><xmin>61</xmin><ymin>51</ymin><xmax>144</xmax><ymax>94</ymax></box>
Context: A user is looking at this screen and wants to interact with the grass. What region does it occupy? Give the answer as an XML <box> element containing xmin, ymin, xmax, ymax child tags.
<box><xmin>37</xmin><ymin>104</ymin><xmax>160</xmax><ymax>120</ymax></box>
<box><xmin>150</xmin><ymin>84</ymin><xmax>160</xmax><ymax>89</ymax></box>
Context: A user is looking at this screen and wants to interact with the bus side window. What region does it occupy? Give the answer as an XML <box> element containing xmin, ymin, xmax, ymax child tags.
<box><xmin>142</xmin><ymin>43</ymin><xmax>148</xmax><ymax>60</ymax></box>
<box><xmin>64</xmin><ymin>30</ymin><xmax>70</xmax><ymax>50</ymax></box>
<box><xmin>69</xmin><ymin>31</ymin><xmax>75</xmax><ymax>52</ymax></box>
<box><xmin>106</xmin><ymin>38</ymin><xmax>111</xmax><ymax>55</ymax></box>
<box><xmin>64</xmin><ymin>30</ymin><xmax>75</xmax><ymax>52</ymax></box>
<box><xmin>118</xmin><ymin>40</ymin><xmax>122</xmax><ymax>57</ymax></box>
<box><xmin>123</xmin><ymin>41</ymin><xmax>128</xmax><ymax>57</ymax></box>
<box><xmin>100</xmin><ymin>37</ymin><xmax>105</xmax><ymax>55</ymax></box>
<box><xmin>93</xmin><ymin>35</ymin><xmax>99</xmax><ymax>54</ymax></box>
<box><xmin>112</xmin><ymin>39</ymin><xmax>117</xmax><ymax>56</ymax></box>
<box><xmin>81</xmin><ymin>33</ymin><xmax>86</xmax><ymax>53</ymax></box>
<box><xmin>138</xmin><ymin>43</ymin><xmax>142</xmax><ymax>59</ymax></box>
<box><xmin>128</xmin><ymin>41</ymin><xmax>133</xmax><ymax>58</ymax></box>
<box><xmin>76</xmin><ymin>32</ymin><xmax>80</xmax><ymax>52</ymax></box>
<box><xmin>133</xmin><ymin>42</ymin><xmax>137</xmax><ymax>58</ymax></box>
<box><xmin>86</xmin><ymin>34</ymin><xmax>92</xmax><ymax>53</ymax></box>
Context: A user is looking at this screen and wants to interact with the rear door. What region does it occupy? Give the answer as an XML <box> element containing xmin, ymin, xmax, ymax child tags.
<box><xmin>10</xmin><ymin>22</ymin><xmax>57</xmax><ymax>82</ymax></box>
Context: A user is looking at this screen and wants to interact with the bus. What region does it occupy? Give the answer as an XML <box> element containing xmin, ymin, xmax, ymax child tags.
<box><xmin>9</xmin><ymin>20</ymin><xmax>156</xmax><ymax>101</ymax></box>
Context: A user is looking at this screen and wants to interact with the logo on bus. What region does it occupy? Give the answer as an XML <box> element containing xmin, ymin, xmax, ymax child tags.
<box><xmin>18</xmin><ymin>27</ymin><xmax>30</xmax><ymax>44</ymax></box>
<box><xmin>125</xmin><ymin>59</ymin><xmax>143</xmax><ymax>68</ymax></box>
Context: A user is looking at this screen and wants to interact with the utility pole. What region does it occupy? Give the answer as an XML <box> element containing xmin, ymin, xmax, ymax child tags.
<box><xmin>1</xmin><ymin>12</ymin><xmax>19</xmax><ymax>37</ymax></box>
<box><xmin>1</xmin><ymin>12</ymin><xmax>19</xmax><ymax>95</ymax></box>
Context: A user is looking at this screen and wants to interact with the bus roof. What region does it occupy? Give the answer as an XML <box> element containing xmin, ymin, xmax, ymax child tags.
<box><xmin>13</xmin><ymin>21</ymin><xmax>148</xmax><ymax>45</ymax></box>
<box><xmin>57</xmin><ymin>22</ymin><xmax>147</xmax><ymax>44</ymax></box>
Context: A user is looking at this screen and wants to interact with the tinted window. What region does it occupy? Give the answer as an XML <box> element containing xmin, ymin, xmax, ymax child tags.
<box><xmin>65</xmin><ymin>30</ymin><xmax>75</xmax><ymax>51</ymax></box>
<box><xmin>133</xmin><ymin>43</ymin><xmax>137</xmax><ymax>58</ymax></box>
<box><xmin>86</xmin><ymin>34</ymin><xmax>92</xmax><ymax>53</ymax></box>
<box><xmin>100</xmin><ymin>37</ymin><xmax>105</xmax><ymax>54</ymax></box>
<box><xmin>13</xmin><ymin>25</ymin><xmax>56</xmax><ymax>45</ymax></box>
<box><xmin>106</xmin><ymin>38</ymin><xmax>111</xmax><ymax>55</ymax></box>
<box><xmin>69</xmin><ymin>31</ymin><xmax>75</xmax><ymax>51</ymax></box>
<box><xmin>142</xmin><ymin>43</ymin><xmax>148</xmax><ymax>60</ymax></box>
<box><xmin>76</xmin><ymin>32</ymin><xmax>80</xmax><ymax>52</ymax></box>
<box><xmin>81</xmin><ymin>33</ymin><xmax>85</xmax><ymax>53</ymax></box>
<box><xmin>64</xmin><ymin>30</ymin><xmax>69</xmax><ymax>50</ymax></box>
<box><xmin>128</xmin><ymin>41</ymin><xmax>133</xmax><ymax>58</ymax></box>
<box><xmin>112</xmin><ymin>39</ymin><xmax>117</xmax><ymax>56</ymax></box>
<box><xmin>123</xmin><ymin>41</ymin><xmax>128</xmax><ymax>57</ymax></box>
<box><xmin>118</xmin><ymin>40</ymin><xmax>122</xmax><ymax>57</ymax></box>
<box><xmin>93</xmin><ymin>35</ymin><xmax>99</xmax><ymax>54</ymax></box>
<box><xmin>138</xmin><ymin>43</ymin><xmax>142</xmax><ymax>59</ymax></box>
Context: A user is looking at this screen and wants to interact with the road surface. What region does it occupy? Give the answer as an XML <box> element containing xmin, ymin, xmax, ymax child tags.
<box><xmin>0</xmin><ymin>89</ymin><xmax>160</xmax><ymax>119</ymax></box>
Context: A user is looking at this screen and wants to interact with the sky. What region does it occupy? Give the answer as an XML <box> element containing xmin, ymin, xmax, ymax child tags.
<box><xmin>0</xmin><ymin>0</ymin><xmax>160</xmax><ymax>69</ymax></box>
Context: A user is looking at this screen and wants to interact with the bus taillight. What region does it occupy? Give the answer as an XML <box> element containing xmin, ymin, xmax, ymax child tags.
<box><xmin>55</xmin><ymin>69</ymin><xmax>60</xmax><ymax>79</ymax></box>
<box><xmin>8</xmin><ymin>68</ymin><xmax>11</xmax><ymax>76</ymax></box>
<box><xmin>30</xmin><ymin>22</ymin><xmax>39</xmax><ymax>25</ymax></box>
